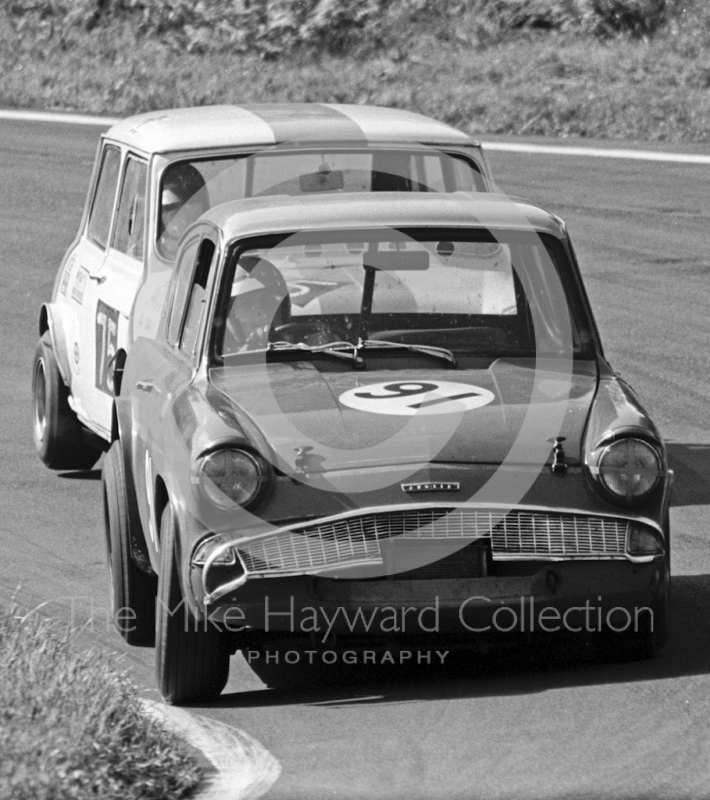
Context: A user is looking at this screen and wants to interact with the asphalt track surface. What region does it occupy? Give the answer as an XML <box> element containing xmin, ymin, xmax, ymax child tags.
<box><xmin>2</xmin><ymin>117</ymin><xmax>710</xmax><ymax>800</ymax></box>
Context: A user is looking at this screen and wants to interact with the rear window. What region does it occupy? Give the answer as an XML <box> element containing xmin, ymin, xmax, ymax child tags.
<box><xmin>157</xmin><ymin>149</ymin><xmax>485</xmax><ymax>259</ymax></box>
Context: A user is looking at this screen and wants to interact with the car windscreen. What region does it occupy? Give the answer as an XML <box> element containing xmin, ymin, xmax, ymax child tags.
<box><xmin>157</xmin><ymin>149</ymin><xmax>484</xmax><ymax>259</ymax></box>
<box><xmin>210</xmin><ymin>229</ymin><xmax>597</xmax><ymax>363</ymax></box>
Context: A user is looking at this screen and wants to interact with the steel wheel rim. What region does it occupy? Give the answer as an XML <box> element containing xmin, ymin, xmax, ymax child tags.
<box><xmin>33</xmin><ymin>359</ymin><xmax>47</xmax><ymax>443</ymax></box>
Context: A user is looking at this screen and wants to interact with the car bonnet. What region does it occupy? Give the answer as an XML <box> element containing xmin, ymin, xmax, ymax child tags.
<box><xmin>208</xmin><ymin>359</ymin><xmax>598</xmax><ymax>473</ymax></box>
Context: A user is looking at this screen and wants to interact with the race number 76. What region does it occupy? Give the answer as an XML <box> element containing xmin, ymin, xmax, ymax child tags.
<box><xmin>95</xmin><ymin>300</ymin><xmax>120</xmax><ymax>395</ymax></box>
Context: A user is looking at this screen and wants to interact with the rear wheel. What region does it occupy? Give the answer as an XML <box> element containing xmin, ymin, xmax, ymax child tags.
<box><xmin>156</xmin><ymin>504</ymin><xmax>230</xmax><ymax>704</ymax></box>
<box><xmin>32</xmin><ymin>332</ymin><xmax>101</xmax><ymax>470</ymax></box>
<box><xmin>103</xmin><ymin>440</ymin><xmax>157</xmax><ymax>646</ymax></box>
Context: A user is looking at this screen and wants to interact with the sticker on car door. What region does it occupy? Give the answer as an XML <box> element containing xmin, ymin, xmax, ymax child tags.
<box><xmin>95</xmin><ymin>300</ymin><xmax>120</xmax><ymax>394</ymax></box>
<box><xmin>59</xmin><ymin>254</ymin><xmax>77</xmax><ymax>296</ymax></box>
<box><xmin>71</xmin><ymin>266</ymin><xmax>90</xmax><ymax>304</ymax></box>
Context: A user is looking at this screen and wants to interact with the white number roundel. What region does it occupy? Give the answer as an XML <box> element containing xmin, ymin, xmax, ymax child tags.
<box><xmin>339</xmin><ymin>380</ymin><xmax>495</xmax><ymax>416</ymax></box>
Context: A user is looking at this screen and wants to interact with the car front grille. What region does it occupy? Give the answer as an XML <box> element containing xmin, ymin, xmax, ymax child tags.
<box><xmin>234</xmin><ymin>508</ymin><xmax>630</xmax><ymax>577</ymax></box>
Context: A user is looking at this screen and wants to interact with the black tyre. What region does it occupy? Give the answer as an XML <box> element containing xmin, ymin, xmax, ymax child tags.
<box><xmin>156</xmin><ymin>504</ymin><xmax>230</xmax><ymax>704</ymax></box>
<box><xmin>32</xmin><ymin>332</ymin><xmax>101</xmax><ymax>470</ymax></box>
<box><xmin>103</xmin><ymin>439</ymin><xmax>157</xmax><ymax>646</ymax></box>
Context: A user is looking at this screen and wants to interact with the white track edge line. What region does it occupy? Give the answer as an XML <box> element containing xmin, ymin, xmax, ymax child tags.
<box><xmin>482</xmin><ymin>141</ymin><xmax>710</xmax><ymax>164</ymax></box>
<box><xmin>0</xmin><ymin>109</ymin><xmax>120</xmax><ymax>126</ymax></box>
<box><xmin>2</xmin><ymin>107</ymin><xmax>709</xmax><ymax>164</ymax></box>
<box><xmin>141</xmin><ymin>699</ymin><xmax>281</xmax><ymax>800</ymax></box>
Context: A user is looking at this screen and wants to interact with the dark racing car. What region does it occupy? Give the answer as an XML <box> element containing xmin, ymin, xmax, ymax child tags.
<box><xmin>103</xmin><ymin>191</ymin><xmax>671</xmax><ymax>703</ymax></box>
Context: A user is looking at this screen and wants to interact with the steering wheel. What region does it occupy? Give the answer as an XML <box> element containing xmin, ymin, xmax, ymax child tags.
<box><xmin>271</xmin><ymin>321</ymin><xmax>349</xmax><ymax>346</ymax></box>
<box><xmin>223</xmin><ymin>317</ymin><xmax>272</xmax><ymax>353</ymax></box>
<box><xmin>271</xmin><ymin>321</ymin><xmax>322</xmax><ymax>339</ymax></box>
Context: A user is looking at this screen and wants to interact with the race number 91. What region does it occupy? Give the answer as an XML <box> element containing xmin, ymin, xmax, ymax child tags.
<box><xmin>338</xmin><ymin>380</ymin><xmax>495</xmax><ymax>416</ymax></box>
<box><xmin>95</xmin><ymin>300</ymin><xmax>119</xmax><ymax>395</ymax></box>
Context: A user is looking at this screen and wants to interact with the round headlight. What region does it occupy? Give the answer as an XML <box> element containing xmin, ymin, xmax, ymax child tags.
<box><xmin>197</xmin><ymin>449</ymin><xmax>264</xmax><ymax>509</ymax></box>
<box><xmin>597</xmin><ymin>438</ymin><xmax>661</xmax><ymax>504</ymax></box>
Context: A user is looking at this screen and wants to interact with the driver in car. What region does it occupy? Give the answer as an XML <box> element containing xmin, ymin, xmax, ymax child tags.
<box><xmin>158</xmin><ymin>163</ymin><xmax>210</xmax><ymax>260</ymax></box>
<box><xmin>226</xmin><ymin>257</ymin><xmax>292</xmax><ymax>353</ymax></box>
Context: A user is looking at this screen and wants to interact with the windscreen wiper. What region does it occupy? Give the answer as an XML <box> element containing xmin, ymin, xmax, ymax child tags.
<box><xmin>268</xmin><ymin>341</ymin><xmax>366</xmax><ymax>369</ymax></box>
<box><xmin>357</xmin><ymin>339</ymin><xmax>457</xmax><ymax>368</ymax></box>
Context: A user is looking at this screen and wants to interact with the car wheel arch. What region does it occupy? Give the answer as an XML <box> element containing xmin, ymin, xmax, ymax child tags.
<box><xmin>113</xmin><ymin>432</ymin><xmax>155</xmax><ymax>575</ymax></box>
<box><xmin>154</xmin><ymin>476</ymin><xmax>170</xmax><ymax>552</ymax></box>
<box><xmin>154</xmin><ymin>483</ymin><xmax>190</xmax><ymax>604</ymax></box>
<box><xmin>111</xmin><ymin>403</ymin><xmax>120</xmax><ymax>443</ymax></box>
<box><xmin>39</xmin><ymin>304</ymin><xmax>49</xmax><ymax>337</ymax></box>
<box><xmin>109</xmin><ymin>347</ymin><xmax>129</xmax><ymax>444</ymax></box>
<box><xmin>111</xmin><ymin>348</ymin><xmax>127</xmax><ymax>398</ymax></box>
<box><xmin>39</xmin><ymin>303</ymin><xmax>73</xmax><ymax>389</ymax></box>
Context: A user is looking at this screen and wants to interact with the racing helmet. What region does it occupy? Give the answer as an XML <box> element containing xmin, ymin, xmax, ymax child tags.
<box><xmin>233</xmin><ymin>256</ymin><xmax>291</xmax><ymax>327</ymax></box>
<box><xmin>158</xmin><ymin>163</ymin><xmax>209</xmax><ymax>254</ymax></box>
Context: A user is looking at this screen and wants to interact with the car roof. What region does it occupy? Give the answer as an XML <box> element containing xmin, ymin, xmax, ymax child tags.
<box><xmin>200</xmin><ymin>192</ymin><xmax>565</xmax><ymax>243</ymax></box>
<box><xmin>105</xmin><ymin>103</ymin><xmax>477</xmax><ymax>154</ymax></box>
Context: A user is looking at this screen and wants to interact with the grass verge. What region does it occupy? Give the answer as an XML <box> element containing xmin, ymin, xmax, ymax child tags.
<box><xmin>1</xmin><ymin>2</ymin><xmax>710</xmax><ymax>141</ymax></box>
<box><xmin>0</xmin><ymin>598</ymin><xmax>201</xmax><ymax>800</ymax></box>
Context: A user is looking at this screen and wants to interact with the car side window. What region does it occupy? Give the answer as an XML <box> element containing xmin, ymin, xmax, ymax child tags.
<box><xmin>180</xmin><ymin>239</ymin><xmax>216</xmax><ymax>357</ymax></box>
<box><xmin>166</xmin><ymin>236</ymin><xmax>200</xmax><ymax>347</ymax></box>
<box><xmin>112</xmin><ymin>157</ymin><xmax>148</xmax><ymax>258</ymax></box>
<box><xmin>87</xmin><ymin>145</ymin><xmax>121</xmax><ymax>249</ymax></box>
<box><xmin>451</xmin><ymin>155</ymin><xmax>485</xmax><ymax>192</ymax></box>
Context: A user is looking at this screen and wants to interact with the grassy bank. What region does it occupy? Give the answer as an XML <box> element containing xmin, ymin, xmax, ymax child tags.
<box><xmin>0</xmin><ymin>599</ymin><xmax>201</xmax><ymax>800</ymax></box>
<box><xmin>2</xmin><ymin>1</ymin><xmax>710</xmax><ymax>142</ymax></box>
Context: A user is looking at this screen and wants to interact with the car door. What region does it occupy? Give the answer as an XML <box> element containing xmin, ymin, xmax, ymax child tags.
<box><xmin>129</xmin><ymin>230</ymin><xmax>218</xmax><ymax>554</ymax></box>
<box><xmin>78</xmin><ymin>152</ymin><xmax>148</xmax><ymax>438</ymax></box>
<box><xmin>61</xmin><ymin>143</ymin><xmax>121</xmax><ymax>425</ymax></box>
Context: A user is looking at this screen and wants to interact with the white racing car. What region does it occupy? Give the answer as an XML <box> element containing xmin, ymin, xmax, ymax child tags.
<box><xmin>32</xmin><ymin>103</ymin><xmax>493</xmax><ymax>469</ymax></box>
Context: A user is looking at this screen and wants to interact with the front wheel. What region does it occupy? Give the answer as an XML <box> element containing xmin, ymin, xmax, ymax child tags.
<box><xmin>155</xmin><ymin>504</ymin><xmax>230</xmax><ymax>704</ymax></box>
<box><xmin>103</xmin><ymin>439</ymin><xmax>157</xmax><ymax>646</ymax></box>
<box><xmin>32</xmin><ymin>332</ymin><xmax>101</xmax><ymax>470</ymax></box>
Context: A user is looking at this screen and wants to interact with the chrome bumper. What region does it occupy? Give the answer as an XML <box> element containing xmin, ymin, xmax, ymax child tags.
<box><xmin>199</xmin><ymin>503</ymin><xmax>663</xmax><ymax>606</ymax></box>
